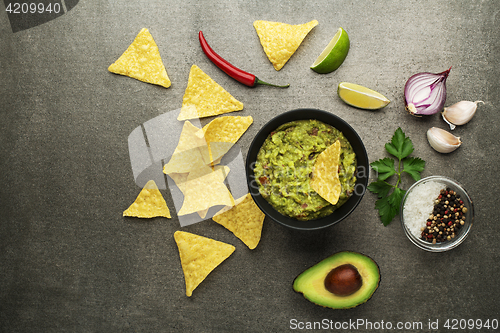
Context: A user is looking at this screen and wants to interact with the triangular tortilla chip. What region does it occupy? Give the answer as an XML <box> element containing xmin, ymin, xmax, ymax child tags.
<box><xmin>196</xmin><ymin>116</ymin><xmax>253</xmax><ymax>163</ymax></box>
<box><xmin>310</xmin><ymin>140</ymin><xmax>342</xmax><ymax>205</ymax></box>
<box><xmin>177</xmin><ymin>65</ymin><xmax>244</xmax><ymax>120</ymax></box>
<box><xmin>198</xmin><ymin>116</ymin><xmax>254</xmax><ymax>143</ymax></box>
<box><xmin>169</xmin><ymin>166</ymin><xmax>230</xmax><ymax>195</ymax></box>
<box><xmin>253</xmin><ymin>20</ymin><xmax>318</xmax><ymax>71</ymax></box>
<box><xmin>163</xmin><ymin>121</ymin><xmax>210</xmax><ymax>174</ymax></box>
<box><xmin>174</xmin><ymin>231</ymin><xmax>235</xmax><ymax>297</ymax></box>
<box><xmin>108</xmin><ymin>28</ymin><xmax>171</xmax><ymax>88</ymax></box>
<box><xmin>177</xmin><ymin>165</ymin><xmax>234</xmax><ymax>216</ymax></box>
<box><xmin>168</xmin><ymin>172</ymin><xmax>190</xmax><ymax>194</ymax></box>
<box><xmin>123</xmin><ymin>180</ymin><xmax>171</xmax><ymax>218</ymax></box>
<box><xmin>209</xmin><ymin>156</ymin><xmax>223</xmax><ymax>167</ymax></box>
<box><xmin>169</xmin><ymin>172</ymin><xmax>205</xmax><ymax>218</ymax></box>
<box><xmin>196</xmin><ymin>208</ymin><xmax>209</xmax><ymax>219</ymax></box>
<box><xmin>205</xmin><ymin>142</ymin><xmax>234</xmax><ymax>165</ymax></box>
<box><xmin>213</xmin><ymin>193</ymin><xmax>265</xmax><ymax>250</ymax></box>
<box><xmin>169</xmin><ymin>165</ymin><xmax>230</xmax><ymax>219</ymax></box>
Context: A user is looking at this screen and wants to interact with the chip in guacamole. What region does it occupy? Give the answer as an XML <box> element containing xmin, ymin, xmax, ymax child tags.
<box><xmin>253</xmin><ymin>119</ymin><xmax>357</xmax><ymax>220</ymax></box>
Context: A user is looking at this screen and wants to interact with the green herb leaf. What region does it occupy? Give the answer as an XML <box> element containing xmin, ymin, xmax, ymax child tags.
<box><xmin>374</xmin><ymin>187</ymin><xmax>406</xmax><ymax>226</ymax></box>
<box><xmin>403</xmin><ymin>157</ymin><xmax>426</xmax><ymax>181</ymax></box>
<box><xmin>388</xmin><ymin>187</ymin><xmax>406</xmax><ymax>209</ymax></box>
<box><xmin>368</xmin><ymin>127</ymin><xmax>425</xmax><ymax>226</ymax></box>
<box><xmin>370</xmin><ymin>158</ymin><xmax>396</xmax><ymax>181</ymax></box>
<box><xmin>367</xmin><ymin>180</ymin><xmax>393</xmax><ymax>199</ymax></box>
<box><xmin>385</xmin><ymin>127</ymin><xmax>414</xmax><ymax>159</ymax></box>
<box><xmin>374</xmin><ymin>196</ymin><xmax>398</xmax><ymax>226</ymax></box>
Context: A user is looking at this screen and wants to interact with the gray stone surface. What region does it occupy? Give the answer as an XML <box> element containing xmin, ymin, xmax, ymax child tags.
<box><xmin>1</xmin><ymin>1</ymin><xmax>499</xmax><ymax>332</ymax></box>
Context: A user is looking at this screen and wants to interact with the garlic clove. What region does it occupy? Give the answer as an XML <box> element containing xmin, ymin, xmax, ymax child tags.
<box><xmin>441</xmin><ymin>100</ymin><xmax>484</xmax><ymax>130</ymax></box>
<box><xmin>427</xmin><ymin>127</ymin><xmax>462</xmax><ymax>153</ymax></box>
<box><xmin>441</xmin><ymin>112</ymin><xmax>457</xmax><ymax>130</ymax></box>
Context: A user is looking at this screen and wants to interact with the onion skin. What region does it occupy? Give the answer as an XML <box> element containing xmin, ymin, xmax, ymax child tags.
<box><xmin>405</xmin><ymin>67</ymin><xmax>451</xmax><ymax>116</ymax></box>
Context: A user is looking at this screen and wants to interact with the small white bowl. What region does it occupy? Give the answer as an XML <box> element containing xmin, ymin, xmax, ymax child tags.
<box><xmin>400</xmin><ymin>176</ymin><xmax>473</xmax><ymax>252</ymax></box>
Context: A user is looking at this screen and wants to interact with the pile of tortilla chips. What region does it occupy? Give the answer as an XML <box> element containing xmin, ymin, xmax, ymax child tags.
<box><xmin>163</xmin><ymin>115</ymin><xmax>265</xmax><ymax>297</ymax></box>
<box><xmin>115</xmin><ymin>21</ymin><xmax>349</xmax><ymax>298</ymax></box>
<box><xmin>122</xmin><ymin>109</ymin><xmax>265</xmax><ymax>296</ymax></box>
<box><xmin>163</xmin><ymin>115</ymin><xmax>253</xmax><ymax>218</ymax></box>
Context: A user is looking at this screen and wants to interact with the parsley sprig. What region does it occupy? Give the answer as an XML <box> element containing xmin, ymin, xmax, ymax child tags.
<box><xmin>367</xmin><ymin>128</ymin><xmax>425</xmax><ymax>226</ymax></box>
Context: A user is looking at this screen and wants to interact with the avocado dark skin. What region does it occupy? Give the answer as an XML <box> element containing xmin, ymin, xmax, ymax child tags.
<box><xmin>293</xmin><ymin>251</ymin><xmax>380</xmax><ymax>309</ymax></box>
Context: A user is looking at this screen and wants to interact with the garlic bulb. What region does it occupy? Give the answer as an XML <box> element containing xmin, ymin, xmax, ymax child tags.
<box><xmin>427</xmin><ymin>127</ymin><xmax>462</xmax><ymax>153</ymax></box>
<box><xmin>441</xmin><ymin>100</ymin><xmax>484</xmax><ymax>130</ymax></box>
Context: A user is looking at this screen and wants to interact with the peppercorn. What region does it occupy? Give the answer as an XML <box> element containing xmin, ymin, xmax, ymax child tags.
<box><xmin>421</xmin><ymin>189</ymin><xmax>467</xmax><ymax>244</ymax></box>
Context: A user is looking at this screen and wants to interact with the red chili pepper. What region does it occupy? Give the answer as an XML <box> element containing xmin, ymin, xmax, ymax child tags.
<box><xmin>199</xmin><ymin>31</ymin><xmax>289</xmax><ymax>88</ymax></box>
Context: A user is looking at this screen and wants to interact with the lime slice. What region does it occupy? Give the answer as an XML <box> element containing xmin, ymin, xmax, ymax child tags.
<box><xmin>310</xmin><ymin>27</ymin><xmax>350</xmax><ymax>74</ymax></box>
<box><xmin>337</xmin><ymin>82</ymin><xmax>390</xmax><ymax>110</ymax></box>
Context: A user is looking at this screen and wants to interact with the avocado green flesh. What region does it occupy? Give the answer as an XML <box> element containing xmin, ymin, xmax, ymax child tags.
<box><xmin>293</xmin><ymin>251</ymin><xmax>380</xmax><ymax>309</ymax></box>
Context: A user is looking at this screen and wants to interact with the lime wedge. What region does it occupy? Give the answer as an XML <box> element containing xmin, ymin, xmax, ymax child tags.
<box><xmin>310</xmin><ymin>27</ymin><xmax>350</xmax><ymax>74</ymax></box>
<box><xmin>338</xmin><ymin>82</ymin><xmax>390</xmax><ymax>110</ymax></box>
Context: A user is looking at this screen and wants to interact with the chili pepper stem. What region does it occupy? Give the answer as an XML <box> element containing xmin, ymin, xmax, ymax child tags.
<box><xmin>255</xmin><ymin>78</ymin><xmax>290</xmax><ymax>88</ymax></box>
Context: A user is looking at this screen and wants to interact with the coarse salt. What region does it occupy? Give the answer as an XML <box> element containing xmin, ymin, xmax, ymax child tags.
<box><xmin>403</xmin><ymin>181</ymin><xmax>446</xmax><ymax>238</ymax></box>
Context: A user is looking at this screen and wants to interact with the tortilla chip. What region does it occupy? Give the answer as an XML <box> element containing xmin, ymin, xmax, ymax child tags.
<box><xmin>198</xmin><ymin>116</ymin><xmax>253</xmax><ymax>143</ymax></box>
<box><xmin>196</xmin><ymin>116</ymin><xmax>253</xmax><ymax>163</ymax></box>
<box><xmin>174</xmin><ymin>231</ymin><xmax>235</xmax><ymax>297</ymax></box>
<box><xmin>169</xmin><ymin>167</ymin><xmax>230</xmax><ymax>195</ymax></box>
<box><xmin>196</xmin><ymin>209</ymin><xmax>209</xmax><ymax>219</ymax></box>
<box><xmin>168</xmin><ymin>172</ymin><xmax>190</xmax><ymax>194</ymax></box>
<box><xmin>123</xmin><ymin>180</ymin><xmax>171</xmax><ymax>218</ymax></box>
<box><xmin>213</xmin><ymin>193</ymin><xmax>265</xmax><ymax>250</ymax></box>
<box><xmin>108</xmin><ymin>28</ymin><xmax>171</xmax><ymax>88</ymax></box>
<box><xmin>310</xmin><ymin>140</ymin><xmax>342</xmax><ymax>205</ymax></box>
<box><xmin>177</xmin><ymin>65</ymin><xmax>244</xmax><ymax>120</ymax></box>
<box><xmin>169</xmin><ymin>165</ymin><xmax>230</xmax><ymax>219</ymax></box>
<box><xmin>253</xmin><ymin>20</ymin><xmax>318</xmax><ymax>71</ymax></box>
<box><xmin>168</xmin><ymin>172</ymin><xmax>204</xmax><ymax>218</ymax></box>
<box><xmin>204</xmin><ymin>142</ymin><xmax>234</xmax><ymax>165</ymax></box>
<box><xmin>209</xmin><ymin>156</ymin><xmax>223</xmax><ymax>167</ymax></box>
<box><xmin>177</xmin><ymin>165</ymin><xmax>234</xmax><ymax>216</ymax></box>
<box><xmin>163</xmin><ymin>121</ymin><xmax>209</xmax><ymax>174</ymax></box>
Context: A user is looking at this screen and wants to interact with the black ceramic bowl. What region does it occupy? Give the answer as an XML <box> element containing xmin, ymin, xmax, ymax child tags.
<box><xmin>245</xmin><ymin>108</ymin><xmax>369</xmax><ymax>230</ymax></box>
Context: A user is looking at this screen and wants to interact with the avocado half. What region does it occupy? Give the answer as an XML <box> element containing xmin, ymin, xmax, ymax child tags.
<box><xmin>293</xmin><ymin>251</ymin><xmax>380</xmax><ymax>309</ymax></box>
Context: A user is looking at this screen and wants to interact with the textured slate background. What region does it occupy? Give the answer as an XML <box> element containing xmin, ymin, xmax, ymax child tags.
<box><xmin>1</xmin><ymin>1</ymin><xmax>499</xmax><ymax>332</ymax></box>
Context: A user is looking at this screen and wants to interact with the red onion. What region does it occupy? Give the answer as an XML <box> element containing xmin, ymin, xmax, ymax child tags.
<box><xmin>404</xmin><ymin>67</ymin><xmax>451</xmax><ymax>116</ymax></box>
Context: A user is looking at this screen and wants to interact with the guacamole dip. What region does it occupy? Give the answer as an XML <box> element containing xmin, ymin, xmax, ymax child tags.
<box><xmin>254</xmin><ymin>119</ymin><xmax>357</xmax><ymax>220</ymax></box>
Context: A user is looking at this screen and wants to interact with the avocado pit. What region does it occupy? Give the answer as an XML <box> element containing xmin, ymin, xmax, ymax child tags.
<box><xmin>324</xmin><ymin>264</ymin><xmax>362</xmax><ymax>296</ymax></box>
